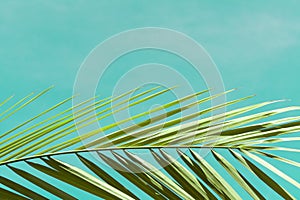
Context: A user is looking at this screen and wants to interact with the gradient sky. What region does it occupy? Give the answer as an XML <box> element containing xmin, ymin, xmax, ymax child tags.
<box><xmin>1</xmin><ymin>1</ymin><xmax>300</xmax><ymax>199</ymax></box>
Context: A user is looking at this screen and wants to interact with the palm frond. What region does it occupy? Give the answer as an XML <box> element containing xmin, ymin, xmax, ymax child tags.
<box><xmin>2</xmin><ymin>147</ymin><xmax>300</xmax><ymax>199</ymax></box>
<box><xmin>1</xmin><ymin>87</ymin><xmax>300</xmax><ymax>199</ymax></box>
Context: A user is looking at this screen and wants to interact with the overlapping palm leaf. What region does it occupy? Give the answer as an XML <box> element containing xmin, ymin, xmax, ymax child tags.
<box><xmin>1</xmin><ymin>87</ymin><xmax>300</xmax><ymax>199</ymax></box>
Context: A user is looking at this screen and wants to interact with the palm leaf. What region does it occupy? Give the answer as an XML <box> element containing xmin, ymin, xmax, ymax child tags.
<box><xmin>1</xmin><ymin>87</ymin><xmax>300</xmax><ymax>199</ymax></box>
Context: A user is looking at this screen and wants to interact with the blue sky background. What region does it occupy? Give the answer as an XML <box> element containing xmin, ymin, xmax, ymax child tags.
<box><xmin>1</xmin><ymin>1</ymin><xmax>300</xmax><ymax>199</ymax></box>
<box><xmin>1</xmin><ymin>1</ymin><xmax>300</xmax><ymax>102</ymax></box>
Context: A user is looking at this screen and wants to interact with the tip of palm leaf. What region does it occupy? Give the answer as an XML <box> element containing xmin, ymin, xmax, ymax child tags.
<box><xmin>71</xmin><ymin>93</ymin><xmax>80</xmax><ymax>98</ymax></box>
<box><xmin>271</xmin><ymin>99</ymin><xmax>289</xmax><ymax>103</ymax></box>
<box><xmin>96</xmin><ymin>151</ymin><xmax>106</xmax><ymax>160</ymax></box>
<box><xmin>176</xmin><ymin>149</ymin><xmax>185</xmax><ymax>157</ymax></box>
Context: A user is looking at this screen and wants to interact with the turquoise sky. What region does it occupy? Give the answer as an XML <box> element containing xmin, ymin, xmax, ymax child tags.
<box><xmin>1</xmin><ymin>1</ymin><xmax>300</xmax><ymax>102</ymax></box>
<box><xmin>1</xmin><ymin>1</ymin><xmax>300</xmax><ymax>199</ymax></box>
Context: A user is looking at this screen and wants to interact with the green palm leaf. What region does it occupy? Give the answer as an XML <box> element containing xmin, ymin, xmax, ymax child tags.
<box><xmin>1</xmin><ymin>87</ymin><xmax>300</xmax><ymax>199</ymax></box>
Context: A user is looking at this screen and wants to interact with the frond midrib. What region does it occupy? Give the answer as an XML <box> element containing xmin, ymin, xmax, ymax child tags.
<box><xmin>0</xmin><ymin>145</ymin><xmax>233</xmax><ymax>166</ymax></box>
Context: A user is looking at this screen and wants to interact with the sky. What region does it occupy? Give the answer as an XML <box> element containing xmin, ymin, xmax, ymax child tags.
<box><xmin>1</xmin><ymin>0</ymin><xmax>300</xmax><ymax>199</ymax></box>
